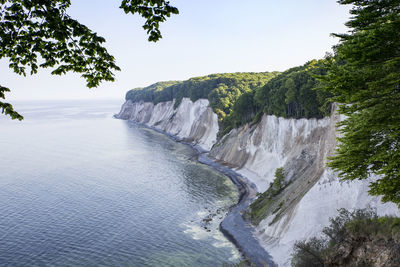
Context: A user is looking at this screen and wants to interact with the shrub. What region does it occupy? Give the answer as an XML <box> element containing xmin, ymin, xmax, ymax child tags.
<box><xmin>291</xmin><ymin>208</ymin><xmax>400</xmax><ymax>266</ymax></box>
<box><xmin>291</xmin><ymin>237</ymin><xmax>326</xmax><ymax>267</ymax></box>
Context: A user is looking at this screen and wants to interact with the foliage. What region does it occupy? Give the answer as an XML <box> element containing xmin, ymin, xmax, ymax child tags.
<box><xmin>247</xmin><ymin>167</ymin><xmax>287</xmax><ymax>224</ymax></box>
<box><xmin>0</xmin><ymin>0</ymin><xmax>178</xmax><ymax>119</ymax></box>
<box><xmin>292</xmin><ymin>208</ymin><xmax>400</xmax><ymax>267</ymax></box>
<box><xmin>322</xmin><ymin>0</ymin><xmax>400</xmax><ymax>205</ymax></box>
<box><xmin>220</xmin><ymin>60</ymin><xmax>332</xmax><ymax>134</ymax></box>
<box><xmin>255</xmin><ymin>59</ymin><xmax>332</xmax><ymax>118</ymax></box>
<box><xmin>346</xmin><ymin>214</ymin><xmax>400</xmax><ymax>242</ymax></box>
<box><xmin>220</xmin><ymin>90</ymin><xmax>258</xmax><ymax>135</ymax></box>
<box><xmin>291</xmin><ymin>208</ymin><xmax>400</xmax><ymax>267</ymax></box>
<box><xmin>120</xmin><ymin>0</ymin><xmax>178</xmax><ymax>42</ymax></box>
<box><xmin>269</xmin><ymin>167</ymin><xmax>286</xmax><ymax>196</ymax></box>
<box><xmin>291</xmin><ymin>237</ymin><xmax>326</xmax><ymax>267</ymax></box>
<box><xmin>322</xmin><ymin>208</ymin><xmax>377</xmax><ymax>246</ymax></box>
<box><xmin>125</xmin><ymin>71</ymin><xmax>279</xmax><ymax>124</ymax></box>
<box><xmin>0</xmin><ymin>85</ymin><xmax>22</xmax><ymax>120</ymax></box>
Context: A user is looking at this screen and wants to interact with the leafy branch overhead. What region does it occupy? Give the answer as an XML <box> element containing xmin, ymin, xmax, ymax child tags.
<box><xmin>120</xmin><ymin>0</ymin><xmax>178</xmax><ymax>42</ymax></box>
<box><xmin>0</xmin><ymin>0</ymin><xmax>178</xmax><ymax>119</ymax></box>
<box><xmin>0</xmin><ymin>85</ymin><xmax>23</xmax><ymax>120</ymax></box>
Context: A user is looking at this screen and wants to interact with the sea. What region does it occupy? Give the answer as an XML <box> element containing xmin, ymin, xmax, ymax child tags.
<box><xmin>0</xmin><ymin>99</ymin><xmax>240</xmax><ymax>266</ymax></box>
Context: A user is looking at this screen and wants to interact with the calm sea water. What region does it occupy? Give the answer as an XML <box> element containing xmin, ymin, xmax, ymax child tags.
<box><xmin>0</xmin><ymin>100</ymin><xmax>240</xmax><ymax>266</ymax></box>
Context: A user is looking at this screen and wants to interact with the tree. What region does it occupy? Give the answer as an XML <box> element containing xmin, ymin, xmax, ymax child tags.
<box><xmin>323</xmin><ymin>0</ymin><xmax>400</xmax><ymax>204</ymax></box>
<box><xmin>284</xmin><ymin>77</ymin><xmax>297</xmax><ymax>116</ymax></box>
<box><xmin>0</xmin><ymin>0</ymin><xmax>178</xmax><ymax>120</ymax></box>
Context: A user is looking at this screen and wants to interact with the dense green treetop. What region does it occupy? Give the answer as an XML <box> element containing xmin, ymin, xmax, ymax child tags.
<box><xmin>255</xmin><ymin>60</ymin><xmax>331</xmax><ymax>118</ymax></box>
<box><xmin>322</xmin><ymin>0</ymin><xmax>400</xmax><ymax>205</ymax></box>
<box><xmin>221</xmin><ymin>60</ymin><xmax>332</xmax><ymax>134</ymax></box>
<box><xmin>0</xmin><ymin>0</ymin><xmax>178</xmax><ymax>120</ymax></box>
<box><xmin>125</xmin><ymin>71</ymin><xmax>279</xmax><ymax>122</ymax></box>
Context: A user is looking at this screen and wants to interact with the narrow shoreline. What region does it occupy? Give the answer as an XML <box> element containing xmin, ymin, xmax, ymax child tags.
<box><xmin>120</xmin><ymin>118</ymin><xmax>275</xmax><ymax>266</ymax></box>
<box><xmin>197</xmin><ymin>154</ymin><xmax>275</xmax><ymax>267</ymax></box>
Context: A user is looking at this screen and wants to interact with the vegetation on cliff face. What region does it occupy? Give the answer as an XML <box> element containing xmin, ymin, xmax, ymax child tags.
<box><xmin>125</xmin><ymin>71</ymin><xmax>279</xmax><ymax>123</ymax></box>
<box><xmin>322</xmin><ymin>0</ymin><xmax>400</xmax><ymax>206</ymax></box>
<box><xmin>222</xmin><ymin>60</ymin><xmax>332</xmax><ymax>134</ymax></box>
<box><xmin>291</xmin><ymin>208</ymin><xmax>400</xmax><ymax>267</ymax></box>
<box><xmin>126</xmin><ymin>61</ymin><xmax>333</xmax><ymax>134</ymax></box>
<box><xmin>246</xmin><ymin>167</ymin><xmax>288</xmax><ymax>224</ymax></box>
<box><xmin>256</xmin><ymin>60</ymin><xmax>331</xmax><ymax>119</ymax></box>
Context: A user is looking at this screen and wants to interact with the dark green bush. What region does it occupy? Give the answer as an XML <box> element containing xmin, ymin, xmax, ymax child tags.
<box><xmin>291</xmin><ymin>208</ymin><xmax>400</xmax><ymax>266</ymax></box>
<box><xmin>291</xmin><ymin>237</ymin><xmax>326</xmax><ymax>267</ymax></box>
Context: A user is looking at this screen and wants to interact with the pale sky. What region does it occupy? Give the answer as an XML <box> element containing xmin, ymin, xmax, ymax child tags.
<box><xmin>2</xmin><ymin>0</ymin><xmax>351</xmax><ymax>101</ymax></box>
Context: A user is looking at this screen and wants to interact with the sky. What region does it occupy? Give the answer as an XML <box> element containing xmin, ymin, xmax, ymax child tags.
<box><xmin>2</xmin><ymin>0</ymin><xmax>351</xmax><ymax>101</ymax></box>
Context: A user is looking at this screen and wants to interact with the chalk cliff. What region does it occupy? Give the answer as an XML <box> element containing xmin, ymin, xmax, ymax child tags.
<box><xmin>116</xmin><ymin>98</ymin><xmax>219</xmax><ymax>151</ymax></box>
<box><xmin>117</xmin><ymin>98</ymin><xmax>399</xmax><ymax>266</ymax></box>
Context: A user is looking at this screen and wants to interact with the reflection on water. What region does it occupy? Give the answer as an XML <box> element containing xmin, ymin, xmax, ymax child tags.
<box><xmin>0</xmin><ymin>100</ymin><xmax>239</xmax><ymax>266</ymax></box>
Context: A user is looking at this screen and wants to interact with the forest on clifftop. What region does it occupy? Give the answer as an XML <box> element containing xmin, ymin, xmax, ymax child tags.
<box><xmin>125</xmin><ymin>60</ymin><xmax>332</xmax><ymax>134</ymax></box>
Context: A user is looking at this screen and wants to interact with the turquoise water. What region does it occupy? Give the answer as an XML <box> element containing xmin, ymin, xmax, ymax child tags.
<box><xmin>0</xmin><ymin>100</ymin><xmax>240</xmax><ymax>266</ymax></box>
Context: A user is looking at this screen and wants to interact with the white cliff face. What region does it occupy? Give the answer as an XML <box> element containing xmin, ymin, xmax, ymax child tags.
<box><xmin>210</xmin><ymin>113</ymin><xmax>333</xmax><ymax>193</ymax></box>
<box><xmin>208</xmin><ymin>105</ymin><xmax>400</xmax><ymax>266</ymax></box>
<box><xmin>116</xmin><ymin>98</ymin><xmax>219</xmax><ymax>151</ymax></box>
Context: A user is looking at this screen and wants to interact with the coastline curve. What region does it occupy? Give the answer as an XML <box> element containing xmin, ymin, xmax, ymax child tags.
<box><xmin>118</xmin><ymin>117</ymin><xmax>275</xmax><ymax>266</ymax></box>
